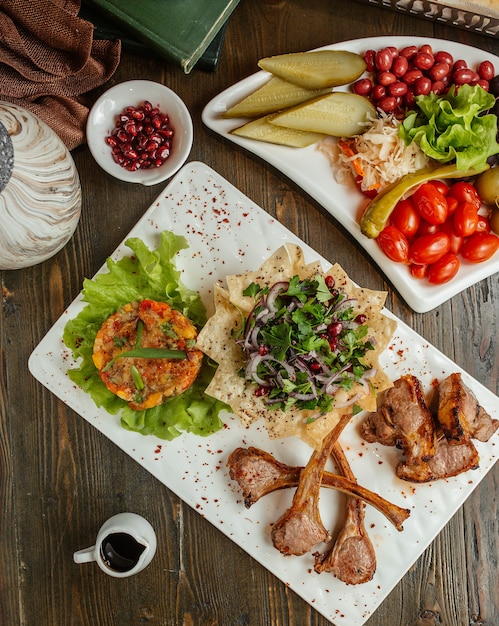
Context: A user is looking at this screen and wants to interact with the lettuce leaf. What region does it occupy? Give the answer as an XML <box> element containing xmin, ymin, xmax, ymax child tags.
<box><xmin>63</xmin><ymin>231</ymin><xmax>228</xmax><ymax>440</ymax></box>
<box><xmin>400</xmin><ymin>84</ymin><xmax>499</xmax><ymax>170</ymax></box>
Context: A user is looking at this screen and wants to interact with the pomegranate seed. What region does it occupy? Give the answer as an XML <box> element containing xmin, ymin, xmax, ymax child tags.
<box><xmin>124</xmin><ymin>148</ymin><xmax>139</xmax><ymax>160</ymax></box>
<box><xmin>325</xmin><ymin>275</ymin><xmax>335</xmax><ymax>289</ymax></box>
<box><xmin>115</xmin><ymin>129</ymin><xmax>128</xmax><ymax>142</ymax></box>
<box><xmin>124</xmin><ymin>121</ymin><xmax>138</xmax><ymax>136</ymax></box>
<box><xmin>355</xmin><ymin>314</ymin><xmax>367</xmax><ymax>324</ymax></box>
<box><xmin>105</xmin><ymin>101</ymin><xmax>175</xmax><ymax>171</ymax></box>
<box><xmin>156</xmin><ymin>146</ymin><xmax>170</xmax><ymax>159</ymax></box>
<box><xmin>151</xmin><ymin>115</ymin><xmax>162</xmax><ymax>129</ymax></box>
<box><xmin>255</xmin><ymin>385</ymin><xmax>269</xmax><ymax>397</ymax></box>
<box><xmin>327</xmin><ymin>321</ymin><xmax>343</xmax><ymax>337</ymax></box>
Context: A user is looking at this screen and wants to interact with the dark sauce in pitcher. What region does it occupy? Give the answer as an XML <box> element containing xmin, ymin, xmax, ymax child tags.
<box><xmin>101</xmin><ymin>532</ymin><xmax>146</xmax><ymax>572</ymax></box>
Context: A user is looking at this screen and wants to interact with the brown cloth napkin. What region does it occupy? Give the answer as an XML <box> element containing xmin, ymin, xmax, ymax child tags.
<box><xmin>0</xmin><ymin>0</ymin><xmax>121</xmax><ymax>150</ymax></box>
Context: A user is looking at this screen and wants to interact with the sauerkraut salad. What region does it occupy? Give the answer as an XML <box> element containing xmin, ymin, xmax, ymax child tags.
<box><xmin>318</xmin><ymin>113</ymin><xmax>430</xmax><ymax>194</ymax></box>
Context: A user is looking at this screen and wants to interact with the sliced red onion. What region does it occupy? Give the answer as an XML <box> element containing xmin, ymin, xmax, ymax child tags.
<box><xmin>334</xmin><ymin>392</ymin><xmax>363</xmax><ymax>409</ymax></box>
<box><xmin>333</xmin><ymin>297</ymin><xmax>357</xmax><ymax>316</ymax></box>
<box><xmin>266</xmin><ymin>281</ymin><xmax>289</xmax><ymax>313</ymax></box>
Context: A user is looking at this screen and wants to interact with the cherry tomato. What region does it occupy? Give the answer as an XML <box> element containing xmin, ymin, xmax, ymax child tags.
<box><xmin>412</xmin><ymin>182</ymin><xmax>448</xmax><ymax>225</ymax></box>
<box><xmin>440</xmin><ymin>219</ymin><xmax>464</xmax><ymax>254</ymax></box>
<box><xmin>427</xmin><ymin>253</ymin><xmax>460</xmax><ymax>284</ymax></box>
<box><xmin>409</xmin><ymin>232</ymin><xmax>450</xmax><ymax>265</ymax></box>
<box><xmin>417</xmin><ymin>218</ymin><xmax>439</xmax><ymax>236</ymax></box>
<box><xmin>460</xmin><ymin>232</ymin><xmax>499</xmax><ymax>263</ymax></box>
<box><xmin>453</xmin><ymin>202</ymin><xmax>479</xmax><ymax>237</ymax></box>
<box><xmin>377</xmin><ymin>225</ymin><xmax>409</xmax><ymax>263</ymax></box>
<box><xmin>390</xmin><ymin>198</ymin><xmax>420</xmax><ymax>237</ymax></box>
<box><xmin>428</xmin><ymin>180</ymin><xmax>449</xmax><ymax>196</ymax></box>
<box><xmin>410</xmin><ymin>263</ymin><xmax>428</xmax><ymax>279</ymax></box>
<box><xmin>445</xmin><ymin>196</ymin><xmax>459</xmax><ymax>216</ymax></box>
<box><xmin>476</xmin><ymin>214</ymin><xmax>490</xmax><ymax>233</ymax></box>
<box><xmin>448</xmin><ymin>181</ymin><xmax>481</xmax><ymax>210</ymax></box>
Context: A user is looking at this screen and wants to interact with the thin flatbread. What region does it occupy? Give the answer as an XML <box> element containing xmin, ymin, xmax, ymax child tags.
<box><xmin>197</xmin><ymin>244</ymin><xmax>396</xmax><ymax>447</ymax></box>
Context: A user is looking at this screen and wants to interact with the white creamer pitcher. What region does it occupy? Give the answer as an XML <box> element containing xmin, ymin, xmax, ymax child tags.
<box><xmin>73</xmin><ymin>512</ymin><xmax>157</xmax><ymax>578</ymax></box>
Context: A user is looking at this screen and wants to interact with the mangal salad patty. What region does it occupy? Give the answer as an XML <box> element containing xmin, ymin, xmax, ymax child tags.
<box><xmin>197</xmin><ymin>244</ymin><xmax>397</xmax><ymax>447</ymax></box>
<box><xmin>93</xmin><ymin>299</ymin><xmax>203</xmax><ymax>411</ymax></box>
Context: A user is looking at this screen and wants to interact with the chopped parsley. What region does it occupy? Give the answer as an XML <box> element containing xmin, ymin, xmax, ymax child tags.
<box><xmin>239</xmin><ymin>275</ymin><xmax>375</xmax><ymax>415</ymax></box>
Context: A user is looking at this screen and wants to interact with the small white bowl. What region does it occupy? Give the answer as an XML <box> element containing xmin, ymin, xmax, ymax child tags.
<box><xmin>86</xmin><ymin>80</ymin><xmax>193</xmax><ymax>186</ymax></box>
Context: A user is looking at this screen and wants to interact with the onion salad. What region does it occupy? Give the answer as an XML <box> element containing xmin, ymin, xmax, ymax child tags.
<box><xmin>237</xmin><ymin>274</ymin><xmax>377</xmax><ymax>416</ymax></box>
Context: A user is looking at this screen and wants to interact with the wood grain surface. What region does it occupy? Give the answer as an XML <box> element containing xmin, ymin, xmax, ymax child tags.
<box><xmin>1</xmin><ymin>1</ymin><xmax>497</xmax><ymax>625</ymax></box>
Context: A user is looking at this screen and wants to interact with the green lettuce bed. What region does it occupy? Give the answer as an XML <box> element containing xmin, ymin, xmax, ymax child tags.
<box><xmin>63</xmin><ymin>231</ymin><xmax>228</xmax><ymax>440</ymax></box>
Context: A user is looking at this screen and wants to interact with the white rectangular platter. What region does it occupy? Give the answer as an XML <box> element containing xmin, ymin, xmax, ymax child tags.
<box><xmin>202</xmin><ymin>36</ymin><xmax>499</xmax><ymax>313</ymax></box>
<box><xmin>29</xmin><ymin>162</ymin><xmax>498</xmax><ymax>626</ymax></box>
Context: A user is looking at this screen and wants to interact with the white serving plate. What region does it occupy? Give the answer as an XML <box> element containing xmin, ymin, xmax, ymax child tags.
<box><xmin>29</xmin><ymin>162</ymin><xmax>498</xmax><ymax>626</ymax></box>
<box><xmin>202</xmin><ymin>36</ymin><xmax>499</xmax><ymax>313</ymax></box>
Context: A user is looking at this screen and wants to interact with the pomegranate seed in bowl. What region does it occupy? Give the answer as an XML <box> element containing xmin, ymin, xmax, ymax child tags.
<box><xmin>106</xmin><ymin>101</ymin><xmax>175</xmax><ymax>171</ymax></box>
<box><xmin>86</xmin><ymin>80</ymin><xmax>193</xmax><ymax>185</ymax></box>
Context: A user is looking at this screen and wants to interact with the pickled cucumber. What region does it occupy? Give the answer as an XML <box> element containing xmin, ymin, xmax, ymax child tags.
<box><xmin>231</xmin><ymin>113</ymin><xmax>326</xmax><ymax>147</ymax></box>
<box><xmin>223</xmin><ymin>76</ymin><xmax>332</xmax><ymax>119</ymax></box>
<box><xmin>270</xmin><ymin>92</ymin><xmax>375</xmax><ymax>137</ymax></box>
<box><xmin>258</xmin><ymin>50</ymin><xmax>366</xmax><ymax>90</ymax></box>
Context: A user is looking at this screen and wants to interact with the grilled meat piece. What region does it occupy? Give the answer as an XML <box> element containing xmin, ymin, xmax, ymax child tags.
<box><xmin>438</xmin><ymin>373</ymin><xmax>498</xmax><ymax>444</ymax></box>
<box><xmin>361</xmin><ymin>375</ymin><xmax>437</xmax><ymax>478</ymax></box>
<box><xmin>314</xmin><ymin>442</ymin><xmax>376</xmax><ymax>584</ymax></box>
<box><xmin>227</xmin><ymin>447</ymin><xmax>302</xmax><ymax>508</ymax></box>
<box><xmin>399</xmin><ymin>431</ymin><xmax>479</xmax><ymax>482</ymax></box>
<box><xmin>362</xmin><ymin>373</ymin><xmax>493</xmax><ymax>482</ymax></box>
<box><xmin>270</xmin><ymin>413</ymin><xmax>351</xmax><ymax>556</ymax></box>
<box><xmin>227</xmin><ymin>446</ymin><xmax>410</xmax><ymax>529</ymax></box>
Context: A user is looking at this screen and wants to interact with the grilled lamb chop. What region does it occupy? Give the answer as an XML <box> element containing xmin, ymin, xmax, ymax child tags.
<box><xmin>405</xmin><ymin>430</ymin><xmax>479</xmax><ymax>482</ymax></box>
<box><xmin>362</xmin><ymin>374</ymin><xmax>491</xmax><ymax>482</ymax></box>
<box><xmin>361</xmin><ymin>375</ymin><xmax>437</xmax><ymax>480</ymax></box>
<box><xmin>227</xmin><ymin>446</ymin><xmax>410</xmax><ymax>530</ymax></box>
<box><xmin>437</xmin><ymin>372</ymin><xmax>498</xmax><ymax>444</ymax></box>
<box><xmin>270</xmin><ymin>413</ymin><xmax>351</xmax><ymax>556</ymax></box>
<box><xmin>314</xmin><ymin>442</ymin><xmax>376</xmax><ymax>584</ymax></box>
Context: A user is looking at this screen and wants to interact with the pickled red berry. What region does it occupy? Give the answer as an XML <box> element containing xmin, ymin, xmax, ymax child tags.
<box><xmin>358</xmin><ymin>43</ymin><xmax>495</xmax><ymax>116</ymax></box>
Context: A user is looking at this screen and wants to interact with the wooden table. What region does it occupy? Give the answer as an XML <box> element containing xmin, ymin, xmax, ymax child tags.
<box><xmin>1</xmin><ymin>1</ymin><xmax>497</xmax><ymax>624</ymax></box>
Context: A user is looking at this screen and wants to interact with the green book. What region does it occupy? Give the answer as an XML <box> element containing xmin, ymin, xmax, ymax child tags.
<box><xmin>84</xmin><ymin>0</ymin><xmax>240</xmax><ymax>74</ymax></box>
<box><xmin>80</xmin><ymin>4</ymin><xmax>228</xmax><ymax>72</ymax></box>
